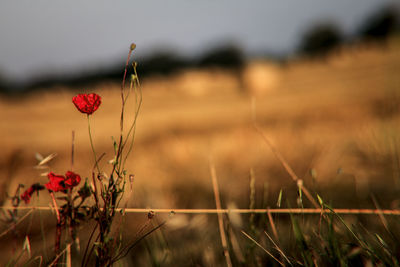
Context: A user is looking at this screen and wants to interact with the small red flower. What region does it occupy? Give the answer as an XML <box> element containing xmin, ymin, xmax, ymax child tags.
<box><xmin>21</xmin><ymin>187</ymin><xmax>35</xmax><ymax>204</ymax></box>
<box><xmin>72</xmin><ymin>93</ymin><xmax>101</xmax><ymax>115</ymax></box>
<box><xmin>45</xmin><ymin>171</ymin><xmax>81</xmax><ymax>192</ymax></box>
<box><xmin>45</xmin><ymin>172</ymin><xmax>66</xmax><ymax>192</ymax></box>
<box><xmin>21</xmin><ymin>183</ymin><xmax>45</xmax><ymax>204</ymax></box>
<box><xmin>64</xmin><ymin>171</ymin><xmax>81</xmax><ymax>188</ymax></box>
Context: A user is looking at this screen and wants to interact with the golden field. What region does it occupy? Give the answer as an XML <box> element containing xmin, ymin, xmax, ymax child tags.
<box><xmin>1</xmin><ymin>38</ymin><xmax>400</xmax><ymax>265</ymax></box>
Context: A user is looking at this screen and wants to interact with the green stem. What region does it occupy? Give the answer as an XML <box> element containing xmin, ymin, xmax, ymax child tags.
<box><xmin>87</xmin><ymin>115</ymin><xmax>100</xmax><ymax>173</ymax></box>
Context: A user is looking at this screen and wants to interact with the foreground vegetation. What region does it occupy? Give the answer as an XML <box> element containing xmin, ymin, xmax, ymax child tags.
<box><xmin>0</xmin><ymin>39</ymin><xmax>400</xmax><ymax>265</ymax></box>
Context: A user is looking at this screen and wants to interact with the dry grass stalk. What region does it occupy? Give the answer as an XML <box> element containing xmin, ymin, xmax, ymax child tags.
<box><xmin>0</xmin><ymin>209</ymin><xmax>33</xmax><ymax>238</ymax></box>
<box><xmin>227</xmin><ymin>226</ymin><xmax>245</xmax><ymax>262</ymax></box>
<box><xmin>48</xmin><ymin>243</ymin><xmax>72</xmax><ymax>267</ymax></box>
<box><xmin>209</xmin><ymin>160</ymin><xmax>233</xmax><ymax>267</ymax></box>
<box><xmin>241</xmin><ymin>230</ymin><xmax>284</xmax><ymax>266</ymax></box>
<box><xmin>267</xmin><ymin>209</ymin><xmax>279</xmax><ymax>242</ymax></box>
<box><xmin>371</xmin><ymin>195</ymin><xmax>390</xmax><ymax>234</ymax></box>
<box><xmin>264</xmin><ymin>231</ymin><xmax>291</xmax><ymax>265</ymax></box>
<box><xmin>253</xmin><ymin>124</ymin><xmax>319</xmax><ymax>208</ymax></box>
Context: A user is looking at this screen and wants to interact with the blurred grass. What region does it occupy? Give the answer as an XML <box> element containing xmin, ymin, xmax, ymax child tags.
<box><xmin>1</xmin><ymin>38</ymin><xmax>400</xmax><ymax>265</ymax></box>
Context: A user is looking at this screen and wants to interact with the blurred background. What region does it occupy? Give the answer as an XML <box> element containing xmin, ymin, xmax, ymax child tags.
<box><xmin>0</xmin><ymin>1</ymin><xmax>398</xmax><ymax>91</ymax></box>
<box><xmin>1</xmin><ymin>1</ymin><xmax>400</xmax><ymax>265</ymax></box>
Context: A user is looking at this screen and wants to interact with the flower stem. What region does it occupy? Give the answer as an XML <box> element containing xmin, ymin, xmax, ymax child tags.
<box><xmin>50</xmin><ymin>192</ymin><xmax>60</xmax><ymax>222</ymax></box>
<box><xmin>87</xmin><ymin>115</ymin><xmax>100</xmax><ymax>173</ymax></box>
<box><xmin>50</xmin><ymin>192</ymin><xmax>62</xmax><ymax>264</ymax></box>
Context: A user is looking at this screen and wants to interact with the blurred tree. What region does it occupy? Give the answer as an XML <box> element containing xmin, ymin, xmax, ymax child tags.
<box><xmin>12</xmin><ymin>45</ymin><xmax>246</xmax><ymax>93</ymax></box>
<box><xmin>358</xmin><ymin>5</ymin><xmax>399</xmax><ymax>41</ymax></box>
<box><xmin>0</xmin><ymin>80</ymin><xmax>5</xmax><ymax>94</ymax></box>
<box><xmin>197</xmin><ymin>45</ymin><xmax>244</xmax><ymax>69</ymax></box>
<box><xmin>137</xmin><ymin>51</ymin><xmax>189</xmax><ymax>77</ymax></box>
<box><xmin>299</xmin><ymin>23</ymin><xmax>343</xmax><ymax>57</ymax></box>
<box><xmin>0</xmin><ymin>72</ymin><xmax>12</xmax><ymax>95</ymax></box>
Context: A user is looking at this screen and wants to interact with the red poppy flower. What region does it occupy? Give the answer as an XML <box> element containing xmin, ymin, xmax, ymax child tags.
<box><xmin>64</xmin><ymin>171</ymin><xmax>81</xmax><ymax>188</ymax></box>
<box><xmin>45</xmin><ymin>172</ymin><xmax>66</xmax><ymax>192</ymax></box>
<box><xmin>21</xmin><ymin>183</ymin><xmax>45</xmax><ymax>204</ymax></box>
<box><xmin>21</xmin><ymin>187</ymin><xmax>35</xmax><ymax>204</ymax></box>
<box><xmin>45</xmin><ymin>171</ymin><xmax>82</xmax><ymax>192</ymax></box>
<box><xmin>72</xmin><ymin>93</ymin><xmax>101</xmax><ymax>115</ymax></box>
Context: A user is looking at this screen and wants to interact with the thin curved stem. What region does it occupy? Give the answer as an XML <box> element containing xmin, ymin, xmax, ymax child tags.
<box><xmin>87</xmin><ymin>115</ymin><xmax>100</xmax><ymax>174</ymax></box>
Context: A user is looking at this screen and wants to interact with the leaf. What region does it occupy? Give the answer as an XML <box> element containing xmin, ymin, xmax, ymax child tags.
<box><xmin>111</xmin><ymin>136</ymin><xmax>118</xmax><ymax>154</ymax></box>
<box><xmin>35</xmin><ymin>153</ymin><xmax>44</xmax><ymax>162</ymax></box>
<box><xmin>310</xmin><ymin>168</ymin><xmax>317</xmax><ymax>179</ymax></box>
<box><xmin>277</xmin><ymin>189</ymin><xmax>283</xmax><ymax>208</ymax></box>
<box><xmin>375</xmin><ymin>233</ymin><xmax>389</xmax><ymax>249</ymax></box>
<box><xmin>37</xmin><ymin>153</ymin><xmax>57</xmax><ymax>166</ymax></box>
<box><xmin>78</xmin><ymin>180</ymin><xmax>92</xmax><ymax>199</ymax></box>
<box><xmin>317</xmin><ymin>194</ymin><xmax>324</xmax><ymax>207</ymax></box>
<box><xmin>290</xmin><ymin>213</ymin><xmax>313</xmax><ymax>266</ymax></box>
<box><xmin>23</xmin><ymin>236</ymin><xmax>31</xmax><ymax>258</ymax></box>
<box><xmin>108</xmin><ymin>157</ymin><xmax>117</xmax><ymax>165</ymax></box>
<box><xmin>297</xmin><ymin>187</ymin><xmax>303</xmax><ymax>208</ymax></box>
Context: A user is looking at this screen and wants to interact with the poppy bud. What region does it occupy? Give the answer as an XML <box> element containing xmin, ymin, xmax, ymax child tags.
<box><xmin>130</xmin><ymin>43</ymin><xmax>136</xmax><ymax>51</ymax></box>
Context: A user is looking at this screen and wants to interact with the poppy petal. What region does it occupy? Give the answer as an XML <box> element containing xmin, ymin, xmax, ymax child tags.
<box><xmin>72</xmin><ymin>93</ymin><xmax>101</xmax><ymax>115</ymax></box>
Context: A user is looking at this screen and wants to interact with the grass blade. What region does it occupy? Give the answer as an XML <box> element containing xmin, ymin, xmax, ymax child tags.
<box><xmin>241</xmin><ymin>230</ymin><xmax>284</xmax><ymax>266</ymax></box>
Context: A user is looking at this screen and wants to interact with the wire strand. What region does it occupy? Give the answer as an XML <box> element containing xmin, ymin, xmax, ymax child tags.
<box><xmin>1</xmin><ymin>207</ymin><xmax>400</xmax><ymax>215</ymax></box>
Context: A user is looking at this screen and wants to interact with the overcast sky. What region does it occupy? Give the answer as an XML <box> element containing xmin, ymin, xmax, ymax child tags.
<box><xmin>0</xmin><ymin>1</ymin><xmax>398</xmax><ymax>83</ymax></box>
